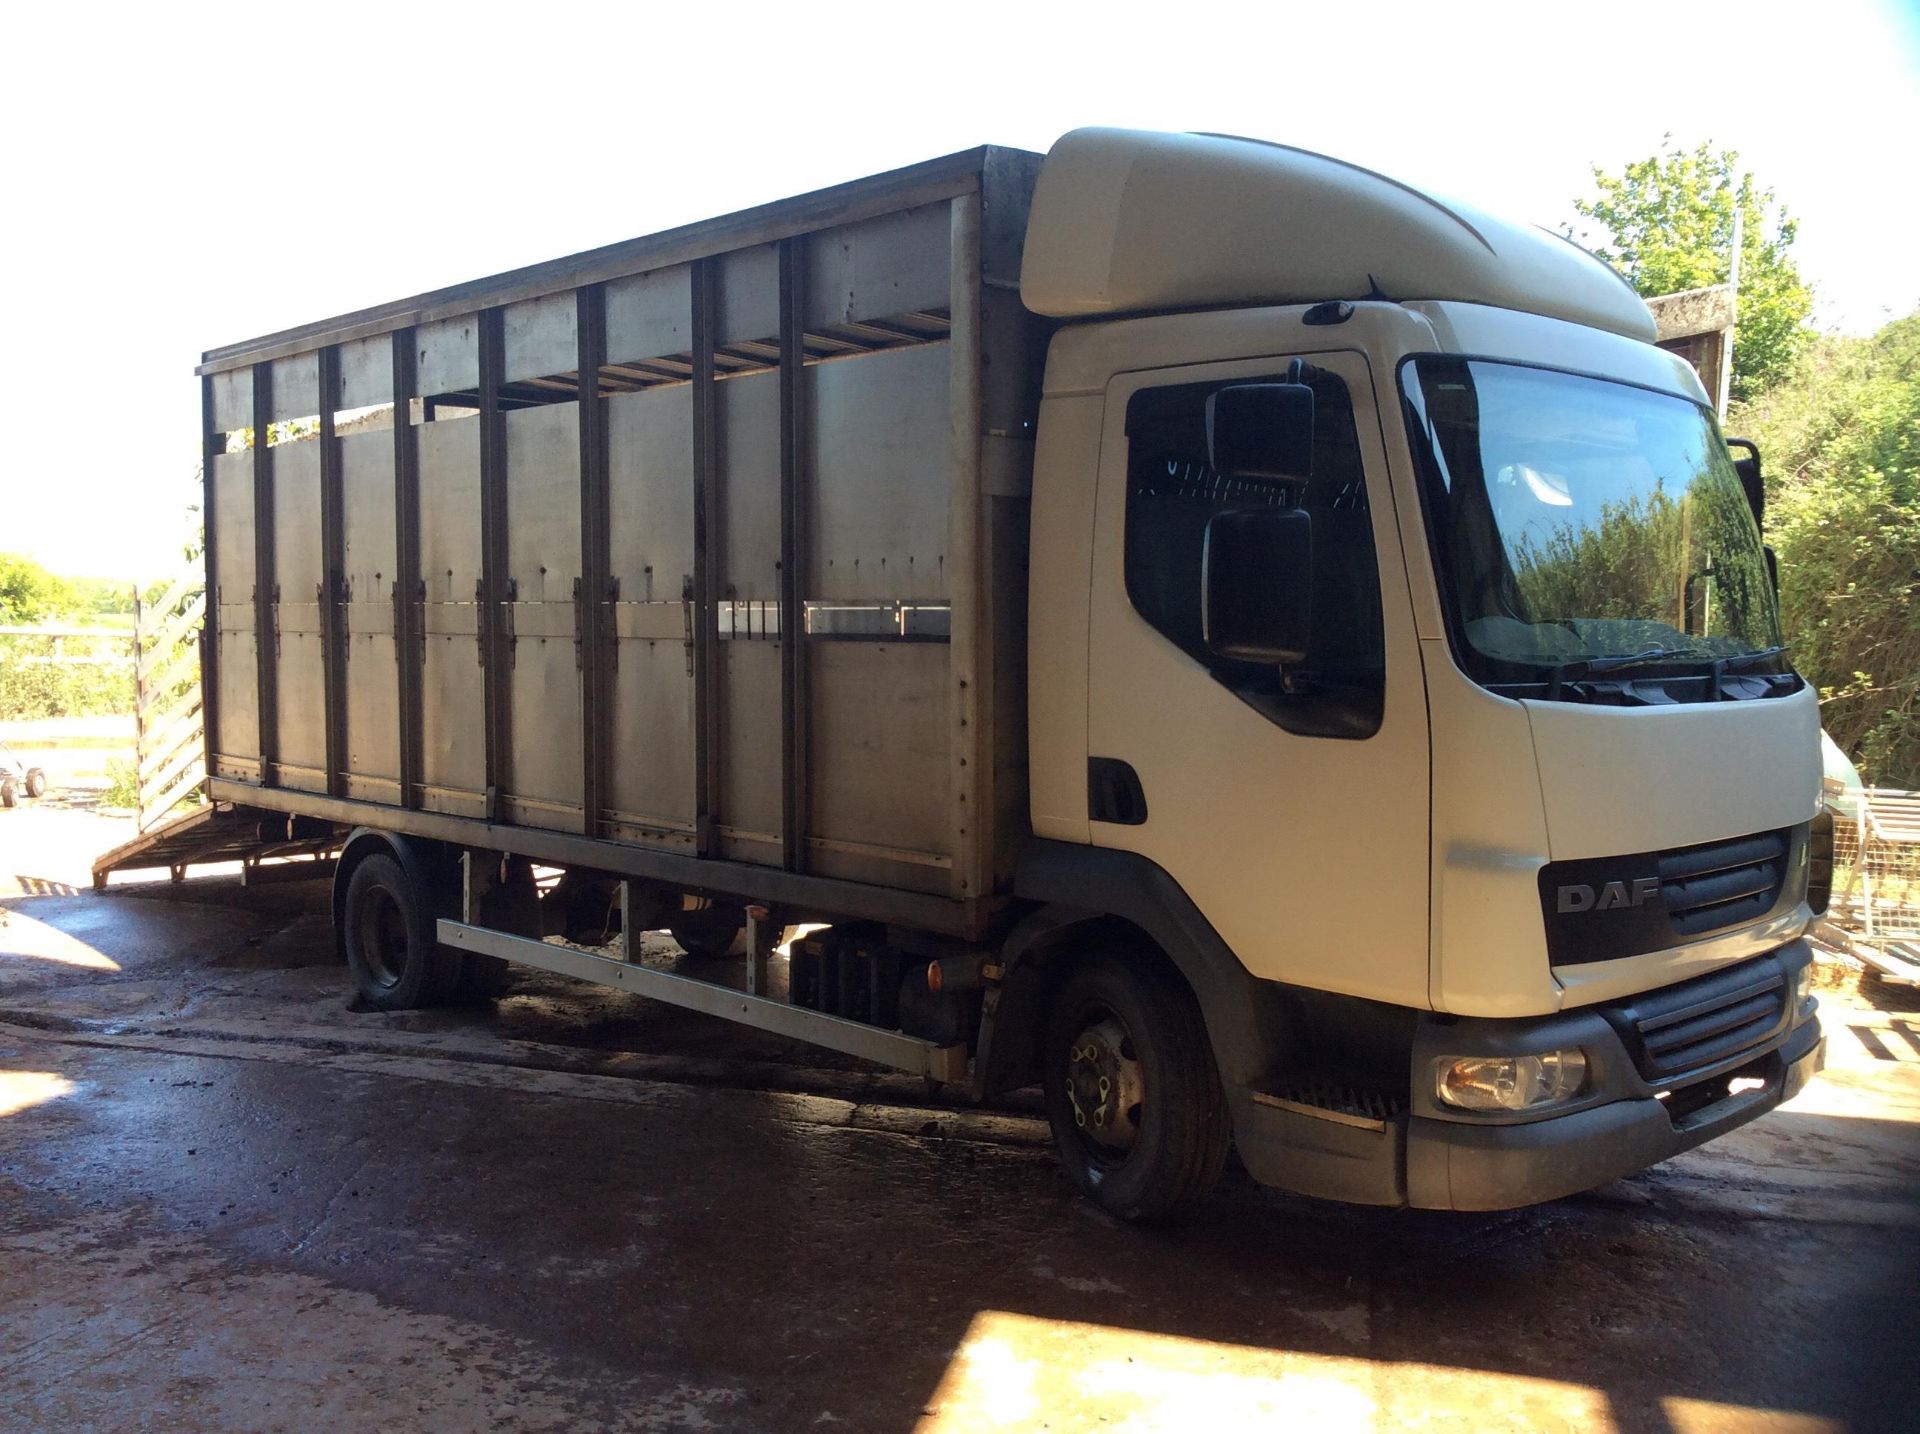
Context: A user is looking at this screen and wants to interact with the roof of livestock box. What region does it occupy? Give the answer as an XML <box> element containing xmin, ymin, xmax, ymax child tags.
<box><xmin>197</xmin><ymin>145</ymin><xmax>1044</xmax><ymax>375</ymax></box>
<box><xmin>1018</xmin><ymin>128</ymin><xmax>1656</xmax><ymax>342</ymax></box>
<box><xmin>198</xmin><ymin>127</ymin><xmax>1656</xmax><ymax>377</ymax></box>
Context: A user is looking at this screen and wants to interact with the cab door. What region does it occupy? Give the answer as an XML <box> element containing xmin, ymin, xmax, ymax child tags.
<box><xmin>1085</xmin><ymin>349</ymin><xmax>1430</xmax><ymax>1007</ymax></box>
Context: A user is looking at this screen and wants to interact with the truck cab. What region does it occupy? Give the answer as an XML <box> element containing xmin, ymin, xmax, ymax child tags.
<box><xmin>1006</xmin><ymin>130</ymin><xmax>1825</xmax><ymax>1215</ymax></box>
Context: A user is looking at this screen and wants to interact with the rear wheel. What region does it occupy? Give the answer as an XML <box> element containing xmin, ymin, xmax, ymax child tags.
<box><xmin>0</xmin><ymin>777</ymin><xmax>15</xmax><ymax>809</ymax></box>
<box><xmin>24</xmin><ymin>768</ymin><xmax>46</xmax><ymax>799</ymax></box>
<box><xmin>342</xmin><ymin>853</ymin><xmax>462</xmax><ymax>1011</ymax></box>
<box><xmin>1042</xmin><ymin>947</ymin><xmax>1230</xmax><ymax>1221</ymax></box>
<box><xmin>668</xmin><ymin>906</ymin><xmax>746</xmax><ymax>959</ymax></box>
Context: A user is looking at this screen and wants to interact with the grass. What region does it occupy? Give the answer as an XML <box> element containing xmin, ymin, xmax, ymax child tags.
<box><xmin>101</xmin><ymin>758</ymin><xmax>138</xmax><ymax>810</ymax></box>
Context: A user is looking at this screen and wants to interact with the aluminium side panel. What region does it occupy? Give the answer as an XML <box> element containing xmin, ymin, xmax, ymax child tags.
<box><xmin>208</xmin><ymin>450</ymin><xmax>260</xmax><ymax>782</ymax></box>
<box><xmin>340</xmin><ymin>428</ymin><xmax>402</xmax><ymax>802</ymax></box>
<box><xmin>270</xmin><ymin>436</ymin><xmax>328</xmax><ymax>792</ymax></box>
<box><xmin>416</xmin><ymin>415</ymin><xmax>487</xmax><ymax>816</ymax></box>
<box><xmin>418</xmin><ymin>316</ymin><xmax>480</xmax><ymax>400</ymax></box>
<box><xmin>606</xmin><ymin>266</ymin><xmax>692</xmax><ymax>367</ymax></box>
<box><xmin>503</xmin><ymin>401</ymin><xmax>585</xmax><ymax>831</ymax></box>
<box><xmin>336</xmin><ymin>334</ymin><xmax>393</xmax><ymax>414</ymax></box>
<box><xmin>801</xmin><ymin>341</ymin><xmax>955</xmax><ymax>892</ymax></box>
<box><xmin>803</xmin><ymin>203</ymin><xmax>952</xmax><ymax>330</ymax></box>
<box><xmin>715</xmin><ymin>367</ymin><xmax>785</xmax><ymax>867</ymax></box>
<box><xmin>266</xmin><ymin>352</ymin><xmax>321</xmax><ymax>423</ymax></box>
<box><xmin>605</xmin><ymin>382</ymin><xmax>698</xmax><ymax>848</ymax></box>
<box><xmin>502</xmin><ymin>293</ymin><xmax>578</xmax><ymax>387</ymax></box>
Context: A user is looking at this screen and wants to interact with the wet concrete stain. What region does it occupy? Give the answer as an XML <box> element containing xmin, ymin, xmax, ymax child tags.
<box><xmin>2</xmin><ymin>880</ymin><xmax>1918</xmax><ymax>1431</ymax></box>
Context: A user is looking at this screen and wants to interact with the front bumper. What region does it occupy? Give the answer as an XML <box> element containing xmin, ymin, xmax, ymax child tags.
<box><xmin>1231</xmin><ymin>941</ymin><xmax>1825</xmax><ymax>1211</ymax></box>
<box><xmin>1406</xmin><ymin>1011</ymin><xmax>1823</xmax><ymax>1210</ymax></box>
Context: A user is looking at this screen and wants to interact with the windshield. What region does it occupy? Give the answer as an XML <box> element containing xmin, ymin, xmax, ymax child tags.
<box><xmin>1401</xmin><ymin>357</ymin><xmax>1784</xmax><ymax>691</ymax></box>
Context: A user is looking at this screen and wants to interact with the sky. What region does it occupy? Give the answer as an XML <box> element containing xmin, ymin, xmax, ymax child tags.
<box><xmin>4</xmin><ymin>0</ymin><xmax>1916</xmax><ymax>580</ymax></box>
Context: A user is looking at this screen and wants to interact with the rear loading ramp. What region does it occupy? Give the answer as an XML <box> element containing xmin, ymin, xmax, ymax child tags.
<box><xmin>91</xmin><ymin>804</ymin><xmax>342</xmax><ymax>890</ymax></box>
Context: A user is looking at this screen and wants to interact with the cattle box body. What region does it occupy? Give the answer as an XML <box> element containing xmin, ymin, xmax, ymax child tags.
<box><xmin>195</xmin><ymin>148</ymin><xmax>1046</xmax><ymax>939</ymax></box>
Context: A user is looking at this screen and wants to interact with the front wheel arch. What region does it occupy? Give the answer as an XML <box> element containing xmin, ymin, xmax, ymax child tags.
<box><xmin>1039</xmin><ymin>942</ymin><xmax>1231</xmax><ymax>1219</ymax></box>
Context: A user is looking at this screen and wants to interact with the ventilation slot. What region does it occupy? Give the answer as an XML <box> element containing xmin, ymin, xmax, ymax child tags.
<box><xmin>1659</xmin><ymin>829</ymin><xmax>1788</xmax><ymax>937</ymax></box>
<box><xmin>1255</xmin><ymin>1082</ymin><xmax>1407</xmax><ymax>1130</ymax></box>
<box><xmin>1622</xmin><ymin>967</ymin><xmax>1788</xmax><ymax>1082</ymax></box>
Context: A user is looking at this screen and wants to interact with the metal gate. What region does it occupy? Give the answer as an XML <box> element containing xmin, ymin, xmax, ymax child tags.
<box><xmin>1832</xmin><ymin>788</ymin><xmax>1920</xmax><ymax>941</ymax></box>
<box><xmin>132</xmin><ymin>552</ymin><xmax>207</xmax><ymax>831</ymax></box>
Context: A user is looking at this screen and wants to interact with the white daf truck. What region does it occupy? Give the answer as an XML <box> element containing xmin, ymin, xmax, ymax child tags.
<box><xmin>133</xmin><ymin>127</ymin><xmax>1827</xmax><ymax>1219</ymax></box>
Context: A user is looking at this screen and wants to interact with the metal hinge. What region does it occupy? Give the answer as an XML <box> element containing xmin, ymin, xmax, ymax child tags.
<box><xmin>573</xmin><ymin>576</ymin><xmax>587</xmax><ymax>671</ymax></box>
<box><xmin>605</xmin><ymin>575</ymin><xmax>620</xmax><ymax>673</ymax></box>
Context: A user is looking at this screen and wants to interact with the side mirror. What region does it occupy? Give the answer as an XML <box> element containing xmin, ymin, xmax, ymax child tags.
<box><xmin>1203</xmin><ymin>508</ymin><xmax>1312</xmax><ymax>664</ymax></box>
<box><xmin>1207</xmin><ymin>383</ymin><xmax>1315</xmax><ymax>481</ymax></box>
<box><xmin>1727</xmin><ymin>437</ymin><xmax>1764</xmax><ymax>531</ymax></box>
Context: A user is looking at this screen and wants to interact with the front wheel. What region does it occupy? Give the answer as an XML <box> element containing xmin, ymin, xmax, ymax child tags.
<box><xmin>1042</xmin><ymin>947</ymin><xmax>1230</xmax><ymax>1221</ymax></box>
<box><xmin>24</xmin><ymin>768</ymin><xmax>46</xmax><ymax>799</ymax></box>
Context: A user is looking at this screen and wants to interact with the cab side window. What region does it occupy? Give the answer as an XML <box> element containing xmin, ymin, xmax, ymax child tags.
<box><xmin>1123</xmin><ymin>369</ymin><xmax>1385</xmax><ymax>738</ymax></box>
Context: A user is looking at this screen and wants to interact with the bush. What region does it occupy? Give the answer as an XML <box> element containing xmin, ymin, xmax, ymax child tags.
<box><xmin>0</xmin><ymin>637</ymin><xmax>134</xmax><ymax>719</ymax></box>
<box><xmin>1733</xmin><ymin>311</ymin><xmax>1920</xmax><ymax>789</ymax></box>
<box><xmin>101</xmin><ymin>758</ymin><xmax>139</xmax><ymax>810</ymax></box>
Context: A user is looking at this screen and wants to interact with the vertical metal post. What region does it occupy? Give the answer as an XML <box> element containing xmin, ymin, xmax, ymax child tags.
<box><xmin>577</xmin><ymin>286</ymin><xmax>610</xmax><ymax>837</ymax></box>
<box><xmin>1717</xmin><ymin>205</ymin><xmax>1742</xmax><ymax>422</ymax></box>
<box><xmin>946</xmin><ymin>194</ymin><xmax>985</xmax><ymax>901</ymax></box>
<box><xmin>691</xmin><ymin>258</ymin><xmax>720</xmax><ymax>857</ymax></box>
<box><xmin>478</xmin><ymin>307</ymin><xmax>511</xmax><ymax>820</ymax></box>
<box><xmin>745</xmin><ymin>903</ymin><xmax>775</xmax><ymax>997</ymax></box>
<box><xmin>1860</xmin><ymin>799</ymin><xmax>1874</xmax><ymax>940</ymax></box>
<box><xmin>317</xmin><ymin>345</ymin><xmax>348</xmax><ymax>798</ymax></box>
<box><xmin>251</xmin><ymin>360</ymin><xmax>279</xmax><ymax>787</ymax></box>
<box><xmin>461</xmin><ymin>848</ymin><xmax>484</xmax><ymax>924</ymax></box>
<box><xmin>777</xmin><ymin>239</ymin><xmax>809</xmax><ymax>873</ymax></box>
<box><xmin>133</xmin><ymin>584</ymin><xmax>148</xmax><ymax>820</ymax></box>
<box><xmin>392</xmin><ymin>330</ymin><xmax>423</xmax><ymax>809</ymax></box>
<box><xmin>199</xmin><ymin>374</ymin><xmax>222</xmax><ymax>773</ymax></box>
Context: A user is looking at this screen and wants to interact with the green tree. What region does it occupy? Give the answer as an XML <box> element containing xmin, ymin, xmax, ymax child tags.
<box><xmin>67</xmin><ymin>575</ymin><xmax>136</xmax><ymax>620</ymax></box>
<box><xmin>1568</xmin><ymin>139</ymin><xmax>1813</xmax><ymax>400</ymax></box>
<box><xmin>0</xmin><ymin>552</ymin><xmax>75</xmax><ymax>624</ymax></box>
<box><xmin>1732</xmin><ymin>310</ymin><xmax>1920</xmax><ymax>788</ymax></box>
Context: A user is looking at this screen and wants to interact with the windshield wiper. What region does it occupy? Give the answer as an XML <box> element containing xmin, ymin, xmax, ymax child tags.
<box><xmin>1544</xmin><ymin>647</ymin><xmax>1691</xmax><ymax>698</ymax></box>
<box><xmin>1709</xmin><ymin>644</ymin><xmax>1790</xmax><ymax>674</ymax></box>
<box><xmin>1708</xmin><ymin>644</ymin><xmax>1792</xmax><ymax>699</ymax></box>
<box><xmin>1543</xmin><ymin>643</ymin><xmax>1791</xmax><ymax>700</ymax></box>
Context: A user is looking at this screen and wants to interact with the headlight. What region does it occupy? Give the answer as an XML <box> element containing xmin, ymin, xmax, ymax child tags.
<box><xmin>1436</xmin><ymin>1049</ymin><xmax>1588</xmax><ymax>1112</ymax></box>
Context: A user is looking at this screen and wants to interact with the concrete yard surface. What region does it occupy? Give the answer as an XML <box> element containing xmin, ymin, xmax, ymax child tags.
<box><xmin>1</xmin><ymin>876</ymin><xmax>1917</xmax><ymax>1433</ymax></box>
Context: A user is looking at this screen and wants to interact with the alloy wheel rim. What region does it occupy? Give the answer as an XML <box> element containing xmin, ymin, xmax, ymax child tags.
<box><xmin>1064</xmin><ymin>1009</ymin><xmax>1146</xmax><ymax>1165</ymax></box>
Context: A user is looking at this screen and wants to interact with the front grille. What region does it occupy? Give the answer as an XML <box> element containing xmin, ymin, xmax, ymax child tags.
<box><xmin>1608</xmin><ymin>961</ymin><xmax>1789</xmax><ymax>1083</ymax></box>
<box><xmin>1659</xmin><ymin>829</ymin><xmax>1789</xmax><ymax>938</ymax></box>
<box><xmin>1541</xmin><ymin>824</ymin><xmax>1804</xmax><ymax>966</ymax></box>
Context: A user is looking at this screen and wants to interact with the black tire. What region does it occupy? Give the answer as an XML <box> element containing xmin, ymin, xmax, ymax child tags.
<box><xmin>24</xmin><ymin>769</ymin><xmax>46</xmax><ymax>799</ymax></box>
<box><xmin>668</xmin><ymin>906</ymin><xmax>746</xmax><ymax>959</ymax></box>
<box><xmin>0</xmin><ymin>778</ymin><xmax>15</xmax><ymax>809</ymax></box>
<box><xmin>458</xmin><ymin>953</ymin><xmax>516</xmax><ymax>1000</ymax></box>
<box><xmin>1042</xmin><ymin>946</ymin><xmax>1231</xmax><ymax>1221</ymax></box>
<box><xmin>342</xmin><ymin>853</ymin><xmax>463</xmax><ymax>1011</ymax></box>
